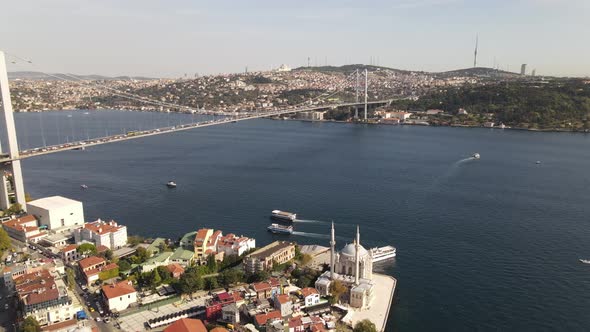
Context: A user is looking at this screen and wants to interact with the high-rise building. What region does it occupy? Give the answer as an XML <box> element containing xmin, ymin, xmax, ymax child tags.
<box><xmin>521</xmin><ymin>64</ymin><xmax>527</xmax><ymax>76</ymax></box>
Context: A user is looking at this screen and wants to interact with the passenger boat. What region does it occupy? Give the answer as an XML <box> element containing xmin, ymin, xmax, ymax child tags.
<box><xmin>370</xmin><ymin>246</ymin><xmax>396</xmax><ymax>262</ymax></box>
<box><xmin>271</xmin><ymin>210</ymin><xmax>297</xmax><ymax>222</ymax></box>
<box><xmin>267</xmin><ymin>223</ymin><xmax>293</xmax><ymax>235</ymax></box>
<box><xmin>166</xmin><ymin>181</ymin><xmax>177</xmax><ymax>188</ymax></box>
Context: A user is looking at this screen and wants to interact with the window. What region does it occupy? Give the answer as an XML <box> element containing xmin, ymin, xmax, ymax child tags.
<box><xmin>61</xmin><ymin>219</ymin><xmax>65</xmax><ymax>226</ymax></box>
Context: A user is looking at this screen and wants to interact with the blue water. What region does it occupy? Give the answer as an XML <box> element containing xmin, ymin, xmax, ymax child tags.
<box><xmin>14</xmin><ymin>110</ymin><xmax>590</xmax><ymax>331</ymax></box>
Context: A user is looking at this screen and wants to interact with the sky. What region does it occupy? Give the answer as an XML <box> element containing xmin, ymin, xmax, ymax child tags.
<box><xmin>1</xmin><ymin>0</ymin><xmax>589</xmax><ymax>77</ymax></box>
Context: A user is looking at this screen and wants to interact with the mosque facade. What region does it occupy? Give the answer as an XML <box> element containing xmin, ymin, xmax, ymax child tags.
<box><xmin>315</xmin><ymin>224</ymin><xmax>375</xmax><ymax>309</ymax></box>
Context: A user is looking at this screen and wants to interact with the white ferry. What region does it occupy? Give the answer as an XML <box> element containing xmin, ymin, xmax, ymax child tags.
<box><xmin>271</xmin><ymin>210</ymin><xmax>297</xmax><ymax>222</ymax></box>
<box><xmin>267</xmin><ymin>223</ymin><xmax>293</xmax><ymax>235</ymax></box>
<box><xmin>370</xmin><ymin>246</ymin><xmax>396</xmax><ymax>262</ymax></box>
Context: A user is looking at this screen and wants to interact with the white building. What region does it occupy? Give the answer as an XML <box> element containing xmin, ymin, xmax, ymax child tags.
<box><xmin>101</xmin><ymin>280</ymin><xmax>137</xmax><ymax>312</ymax></box>
<box><xmin>1</xmin><ymin>215</ymin><xmax>46</xmax><ymax>243</ymax></box>
<box><xmin>27</xmin><ymin>196</ymin><xmax>84</xmax><ymax>231</ymax></box>
<box><xmin>217</xmin><ymin>233</ymin><xmax>256</xmax><ymax>257</ymax></box>
<box><xmin>300</xmin><ymin>287</ymin><xmax>320</xmax><ymax>307</ymax></box>
<box><xmin>74</xmin><ymin>219</ymin><xmax>128</xmax><ymax>250</ymax></box>
<box><xmin>276</xmin><ymin>64</ymin><xmax>292</xmax><ymax>72</ymax></box>
<box><xmin>16</xmin><ymin>269</ymin><xmax>82</xmax><ymax>327</ymax></box>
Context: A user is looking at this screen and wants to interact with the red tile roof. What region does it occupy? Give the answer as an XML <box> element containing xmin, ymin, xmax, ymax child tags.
<box><xmin>78</xmin><ymin>256</ymin><xmax>106</xmax><ymax>270</ymax></box>
<box><xmin>251</xmin><ymin>281</ymin><xmax>271</xmax><ymax>292</ymax></box>
<box><xmin>255</xmin><ymin>310</ymin><xmax>282</xmax><ymax>326</ymax></box>
<box><xmin>101</xmin><ymin>280</ymin><xmax>136</xmax><ymax>299</ymax></box>
<box><xmin>301</xmin><ymin>287</ymin><xmax>319</xmax><ymax>297</ymax></box>
<box><xmin>164</xmin><ymin>318</ymin><xmax>207</xmax><ymax>332</ymax></box>
<box><xmin>276</xmin><ymin>294</ymin><xmax>290</xmax><ymax>305</ymax></box>
<box><xmin>166</xmin><ymin>263</ymin><xmax>185</xmax><ymax>276</ymax></box>
<box><xmin>60</xmin><ymin>244</ymin><xmax>78</xmax><ymax>253</ymax></box>
<box><xmin>83</xmin><ymin>219</ymin><xmax>124</xmax><ymax>235</ymax></box>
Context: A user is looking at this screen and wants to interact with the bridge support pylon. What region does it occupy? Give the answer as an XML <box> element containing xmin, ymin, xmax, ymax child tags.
<box><xmin>0</xmin><ymin>51</ymin><xmax>27</xmax><ymax>212</ymax></box>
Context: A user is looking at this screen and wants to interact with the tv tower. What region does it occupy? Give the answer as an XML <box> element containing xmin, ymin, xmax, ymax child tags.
<box><xmin>473</xmin><ymin>34</ymin><xmax>478</xmax><ymax>68</ymax></box>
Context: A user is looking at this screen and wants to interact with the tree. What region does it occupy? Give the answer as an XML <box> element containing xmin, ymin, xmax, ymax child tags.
<box><xmin>299</xmin><ymin>253</ymin><xmax>313</xmax><ymax>266</ymax></box>
<box><xmin>206</xmin><ymin>255</ymin><xmax>217</xmax><ymax>273</ymax></box>
<box><xmin>205</xmin><ymin>277</ymin><xmax>218</xmax><ymax>290</ymax></box>
<box><xmin>131</xmin><ymin>246</ymin><xmax>150</xmax><ymax>264</ymax></box>
<box><xmin>117</xmin><ymin>259</ymin><xmax>132</xmax><ymax>271</ymax></box>
<box><xmin>247</xmin><ymin>270</ymin><xmax>270</xmax><ymax>283</ymax></box>
<box><xmin>296</xmin><ymin>275</ymin><xmax>312</xmax><ymax>288</ymax></box>
<box><xmin>151</xmin><ymin>268</ymin><xmax>162</xmax><ymax>286</ymax></box>
<box><xmin>329</xmin><ymin>280</ymin><xmax>347</xmax><ymax>304</ymax></box>
<box><xmin>101</xmin><ymin>249</ymin><xmax>114</xmax><ymax>261</ymax></box>
<box><xmin>65</xmin><ymin>267</ymin><xmax>76</xmax><ymax>290</ymax></box>
<box><xmin>177</xmin><ymin>270</ymin><xmax>204</xmax><ymax>294</ymax></box>
<box><xmin>127</xmin><ymin>235</ymin><xmax>145</xmax><ymax>246</ymax></box>
<box><xmin>22</xmin><ymin>316</ymin><xmax>41</xmax><ymax>332</ymax></box>
<box><xmin>77</xmin><ymin>243</ymin><xmax>97</xmax><ymax>256</ymax></box>
<box><xmin>5</xmin><ymin>203</ymin><xmax>23</xmax><ymax>215</ymax></box>
<box><xmin>219</xmin><ymin>268</ymin><xmax>244</xmax><ymax>287</ymax></box>
<box><xmin>156</xmin><ymin>266</ymin><xmax>172</xmax><ymax>282</ymax></box>
<box><xmin>0</xmin><ymin>227</ymin><xmax>11</xmax><ymax>256</ymax></box>
<box><xmin>353</xmin><ymin>319</ymin><xmax>377</xmax><ymax>332</ymax></box>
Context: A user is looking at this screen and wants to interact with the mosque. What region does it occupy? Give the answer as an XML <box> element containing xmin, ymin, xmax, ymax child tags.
<box><xmin>314</xmin><ymin>223</ymin><xmax>375</xmax><ymax>309</ymax></box>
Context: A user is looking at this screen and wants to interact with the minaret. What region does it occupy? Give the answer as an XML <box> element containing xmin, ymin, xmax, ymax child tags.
<box><xmin>355</xmin><ymin>225</ymin><xmax>360</xmax><ymax>285</ymax></box>
<box><xmin>330</xmin><ymin>222</ymin><xmax>336</xmax><ymax>280</ymax></box>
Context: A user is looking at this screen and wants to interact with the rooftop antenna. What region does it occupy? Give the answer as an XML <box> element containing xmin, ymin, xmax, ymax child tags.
<box><xmin>474</xmin><ymin>34</ymin><xmax>478</xmax><ymax>68</ymax></box>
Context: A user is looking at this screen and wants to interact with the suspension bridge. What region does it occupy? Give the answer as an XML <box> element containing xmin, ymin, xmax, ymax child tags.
<box><xmin>0</xmin><ymin>51</ymin><xmax>397</xmax><ymax>210</ymax></box>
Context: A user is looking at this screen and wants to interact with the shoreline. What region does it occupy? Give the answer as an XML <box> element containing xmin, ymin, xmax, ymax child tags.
<box><xmin>275</xmin><ymin>117</ymin><xmax>590</xmax><ymax>134</ymax></box>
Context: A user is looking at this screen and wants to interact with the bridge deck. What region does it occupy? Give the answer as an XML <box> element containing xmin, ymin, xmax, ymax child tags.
<box><xmin>4</xmin><ymin>100</ymin><xmax>393</xmax><ymax>162</ymax></box>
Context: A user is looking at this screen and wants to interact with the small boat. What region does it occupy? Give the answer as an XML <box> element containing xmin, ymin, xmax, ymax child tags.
<box><xmin>166</xmin><ymin>181</ymin><xmax>177</xmax><ymax>188</ymax></box>
<box><xmin>267</xmin><ymin>223</ymin><xmax>293</xmax><ymax>234</ymax></box>
<box><xmin>370</xmin><ymin>246</ymin><xmax>397</xmax><ymax>263</ymax></box>
<box><xmin>536</xmin><ymin>161</ymin><xmax>541</xmax><ymax>164</ymax></box>
<box><xmin>67</xmin><ymin>114</ymin><xmax>73</xmax><ymax>118</ymax></box>
<box><xmin>80</xmin><ymin>184</ymin><xmax>88</xmax><ymax>189</ymax></box>
<box><xmin>472</xmin><ymin>153</ymin><xmax>480</xmax><ymax>159</ymax></box>
<box><xmin>271</xmin><ymin>210</ymin><xmax>297</xmax><ymax>222</ymax></box>
<box><xmin>579</xmin><ymin>259</ymin><xmax>590</xmax><ymax>264</ymax></box>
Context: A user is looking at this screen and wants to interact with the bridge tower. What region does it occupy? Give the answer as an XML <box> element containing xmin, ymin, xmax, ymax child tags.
<box><xmin>0</xmin><ymin>51</ymin><xmax>27</xmax><ymax>211</ymax></box>
<box><xmin>364</xmin><ymin>69</ymin><xmax>368</xmax><ymax>121</ymax></box>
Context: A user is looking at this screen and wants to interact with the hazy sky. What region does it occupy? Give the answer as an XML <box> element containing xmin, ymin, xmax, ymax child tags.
<box><xmin>1</xmin><ymin>0</ymin><xmax>589</xmax><ymax>77</ymax></box>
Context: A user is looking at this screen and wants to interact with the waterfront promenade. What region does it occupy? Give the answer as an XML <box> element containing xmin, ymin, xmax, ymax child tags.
<box><xmin>345</xmin><ymin>274</ymin><xmax>397</xmax><ymax>332</ymax></box>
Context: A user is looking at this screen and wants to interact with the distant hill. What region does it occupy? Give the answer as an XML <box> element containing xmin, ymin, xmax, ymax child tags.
<box><xmin>435</xmin><ymin>67</ymin><xmax>521</xmax><ymax>78</ymax></box>
<box><xmin>293</xmin><ymin>64</ymin><xmax>529</xmax><ymax>78</ymax></box>
<box><xmin>294</xmin><ymin>64</ymin><xmax>416</xmax><ymax>75</ymax></box>
<box><xmin>8</xmin><ymin>71</ymin><xmax>155</xmax><ymax>81</ymax></box>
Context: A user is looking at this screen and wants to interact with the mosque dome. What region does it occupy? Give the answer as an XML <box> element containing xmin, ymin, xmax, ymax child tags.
<box><xmin>340</xmin><ymin>243</ymin><xmax>369</xmax><ymax>258</ymax></box>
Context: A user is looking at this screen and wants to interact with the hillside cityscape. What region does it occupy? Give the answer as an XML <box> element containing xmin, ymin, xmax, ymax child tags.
<box><xmin>7</xmin><ymin>65</ymin><xmax>590</xmax><ymax>131</ymax></box>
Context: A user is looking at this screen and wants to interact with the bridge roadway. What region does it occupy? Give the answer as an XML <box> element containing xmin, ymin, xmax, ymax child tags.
<box><xmin>0</xmin><ymin>100</ymin><xmax>392</xmax><ymax>163</ymax></box>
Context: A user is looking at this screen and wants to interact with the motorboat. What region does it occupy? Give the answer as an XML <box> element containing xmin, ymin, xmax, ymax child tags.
<box><xmin>166</xmin><ymin>181</ymin><xmax>177</xmax><ymax>188</ymax></box>
<box><xmin>271</xmin><ymin>210</ymin><xmax>297</xmax><ymax>222</ymax></box>
<box><xmin>267</xmin><ymin>223</ymin><xmax>293</xmax><ymax>234</ymax></box>
<box><xmin>472</xmin><ymin>153</ymin><xmax>480</xmax><ymax>159</ymax></box>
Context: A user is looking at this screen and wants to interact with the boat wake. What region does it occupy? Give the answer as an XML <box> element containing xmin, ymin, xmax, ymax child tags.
<box><xmin>457</xmin><ymin>157</ymin><xmax>475</xmax><ymax>164</ymax></box>
<box><xmin>291</xmin><ymin>231</ymin><xmax>330</xmax><ymax>239</ymax></box>
<box><xmin>294</xmin><ymin>219</ymin><xmax>330</xmax><ymax>225</ymax></box>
